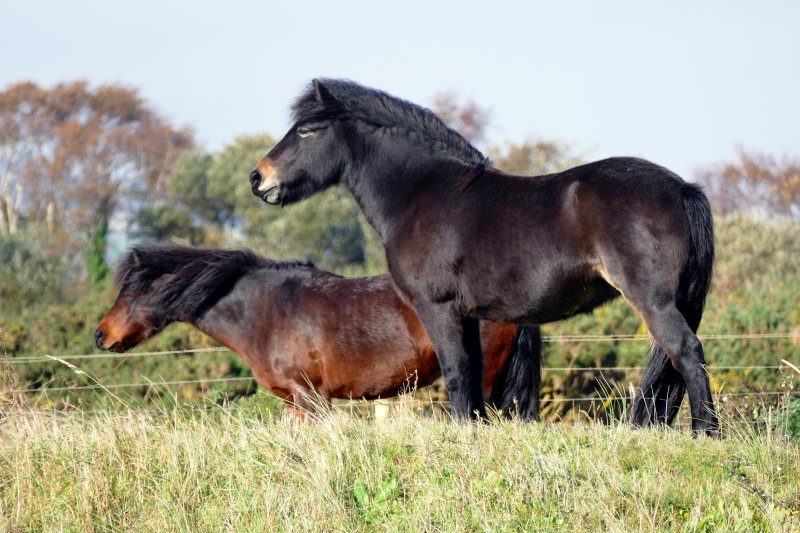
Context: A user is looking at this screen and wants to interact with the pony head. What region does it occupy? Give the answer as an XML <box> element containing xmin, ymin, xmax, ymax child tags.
<box><xmin>250</xmin><ymin>79</ymin><xmax>350</xmax><ymax>205</ymax></box>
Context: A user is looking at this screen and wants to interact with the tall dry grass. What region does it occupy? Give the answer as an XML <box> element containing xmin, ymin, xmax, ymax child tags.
<box><xmin>1</xmin><ymin>400</ymin><xmax>798</xmax><ymax>532</ymax></box>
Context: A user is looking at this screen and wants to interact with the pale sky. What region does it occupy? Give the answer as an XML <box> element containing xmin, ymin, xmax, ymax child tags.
<box><xmin>2</xmin><ymin>0</ymin><xmax>798</xmax><ymax>179</ymax></box>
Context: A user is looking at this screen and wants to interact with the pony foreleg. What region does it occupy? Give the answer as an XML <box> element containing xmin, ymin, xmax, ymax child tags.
<box><xmin>415</xmin><ymin>304</ymin><xmax>486</xmax><ymax>420</ymax></box>
<box><xmin>284</xmin><ymin>386</ymin><xmax>331</xmax><ymax>421</ymax></box>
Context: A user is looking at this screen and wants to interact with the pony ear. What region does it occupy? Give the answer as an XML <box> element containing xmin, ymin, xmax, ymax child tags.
<box><xmin>313</xmin><ymin>79</ymin><xmax>337</xmax><ymax>104</ymax></box>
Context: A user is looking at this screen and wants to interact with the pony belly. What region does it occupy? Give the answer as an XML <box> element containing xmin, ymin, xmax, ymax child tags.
<box><xmin>321</xmin><ymin>333</ymin><xmax>441</xmax><ymax>401</ymax></box>
<box><xmin>326</xmin><ymin>366</ymin><xmax>440</xmax><ymax>400</ymax></box>
<box><xmin>473</xmin><ymin>275</ymin><xmax>618</xmax><ymax>325</ymax></box>
<box><xmin>525</xmin><ymin>278</ymin><xmax>619</xmax><ymax>323</ymax></box>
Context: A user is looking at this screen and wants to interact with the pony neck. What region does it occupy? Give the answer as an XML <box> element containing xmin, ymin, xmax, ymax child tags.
<box><xmin>342</xmin><ymin>132</ymin><xmax>476</xmax><ymax>241</ymax></box>
<box><xmin>180</xmin><ymin>272</ymin><xmax>268</xmax><ymax>357</ymax></box>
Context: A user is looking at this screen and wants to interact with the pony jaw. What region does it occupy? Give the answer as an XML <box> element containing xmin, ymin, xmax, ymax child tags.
<box><xmin>259</xmin><ymin>185</ymin><xmax>282</xmax><ymax>205</ymax></box>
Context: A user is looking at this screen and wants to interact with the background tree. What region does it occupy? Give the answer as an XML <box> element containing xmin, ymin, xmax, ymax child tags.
<box><xmin>487</xmin><ymin>139</ymin><xmax>584</xmax><ymax>176</ymax></box>
<box><xmin>430</xmin><ymin>90</ymin><xmax>491</xmax><ymax>144</ymax></box>
<box><xmin>86</xmin><ymin>213</ymin><xmax>110</xmax><ymax>284</ymax></box>
<box><xmin>207</xmin><ymin>134</ymin><xmax>368</xmax><ymax>270</ymax></box>
<box><xmin>206</xmin><ymin>133</ymin><xmax>282</xmax><ymax>240</ymax></box>
<box><xmin>132</xmin><ymin>204</ymin><xmax>206</xmax><ymax>245</ymax></box>
<box><xmin>431</xmin><ymin>90</ymin><xmax>582</xmax><ymax>176</ymax></box>
<box><xmin>133</xmin><ymin>149</ymin><xmax>227</xmax><ymax>246</ymax></box>
<box><xmin>0</xmin><ymin>80</ymin><xmax>194</xmax><ymax>282</ymax></box>
<box><xmin>133</xmin><ymin>134</ymin><xmax>371</xmax><ymax>271</ymax></box>
<box><xmin>261</xmin><ymin>189</ymin><xmax>366</xmax><ymax>270</ymax></box>
<box><xmin>696</xmin><ymin>148</ymin><xmax>800</xmax><ymax>219</ymax></box>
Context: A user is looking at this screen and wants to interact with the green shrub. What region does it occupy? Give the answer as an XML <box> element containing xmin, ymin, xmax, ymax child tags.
<box><xmin>774</xmin><ymin>399</ymin><xmax>800</xmax><ymax>441</ymax></box>
<box><xmin>0</xmin><ymin>230</ymin><xmax>72</xmax><ymax>313</ymax></box>
<box><xmin>713</xmin><ymin>213</ymin><xmax>800</xmax><ymax>299</ymax></box>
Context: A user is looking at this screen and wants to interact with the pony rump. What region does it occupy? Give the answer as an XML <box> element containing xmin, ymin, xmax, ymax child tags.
<box><xmin>114</xmin><ymin>245</ymin><xmax>313</xmax><ymax>322</ymax></box>
<box><xmin>292</xmin><ymin>79</ymin><xmax>486</xmax><ymax>165</ymax></box>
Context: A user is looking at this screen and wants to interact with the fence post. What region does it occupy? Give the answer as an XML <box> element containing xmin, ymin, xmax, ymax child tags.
<box><xmin>374</xmin><ymin>399</ymin><xmax>390</xmax><ymax>421</ymax></box>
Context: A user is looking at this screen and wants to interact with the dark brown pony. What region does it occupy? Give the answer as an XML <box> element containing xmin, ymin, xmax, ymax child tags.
<box><xmin>95</xmin><ymin>245</ymin><xmax>541</xmax><ymax>418</ymax></box>
<box><xmin>249</xmin><ymin>79</ymin><xmax>718</xmax><ymax>434</ymax></box>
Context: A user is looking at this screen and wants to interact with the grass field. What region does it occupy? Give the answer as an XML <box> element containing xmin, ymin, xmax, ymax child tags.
<box><xmin>1</xmin><ymin>404</ymin><xmax>799</xmax><ymax>532</ymax></box>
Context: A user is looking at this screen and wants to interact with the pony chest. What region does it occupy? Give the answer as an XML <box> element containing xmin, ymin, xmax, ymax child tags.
<box><xmin>386</xmin><ymin>223</ymin><xmax>466</xmax><ymax>293</ymax></box>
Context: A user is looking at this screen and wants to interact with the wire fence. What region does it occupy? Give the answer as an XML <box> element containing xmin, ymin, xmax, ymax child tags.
<box><xmin>0</xmin><ymin>377</ymin><xmax>256</xmax><ymax>395</ymax></box>
<box><xmin>2</xmin><ymin>347</ymin><xmax>229</xmax><ymax>364</ymax></box>
<box><xmin>2</xmin><ymin>331</ymin><xmax>798</xmax><ymax>403</ymax></box>
<box><xmin>3</xmin><ymin>331</ymin><xmax>799</xmax><ymax>365</ymax></box>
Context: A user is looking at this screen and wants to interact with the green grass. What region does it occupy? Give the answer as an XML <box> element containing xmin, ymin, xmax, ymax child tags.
<box><xmin>1</xmin><ymin>405</ymin><xmax>799</xmax><ymax>532</ymax></box>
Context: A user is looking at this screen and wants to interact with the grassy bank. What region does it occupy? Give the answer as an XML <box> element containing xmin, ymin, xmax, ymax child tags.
<box><xmin>1</xmin><ymin>408</ymin><xmax>799</xmax><ymax>532</ymax></box>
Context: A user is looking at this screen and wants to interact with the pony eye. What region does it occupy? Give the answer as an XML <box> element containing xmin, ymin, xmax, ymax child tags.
<box><xmin>297</xmin><ymin>127</ymin><xmax>314</xmax><ymax>138</ymax></box>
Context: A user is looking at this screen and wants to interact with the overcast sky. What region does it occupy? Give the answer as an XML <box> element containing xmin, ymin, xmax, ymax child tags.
<box><xmin>2</xmin><ymin>0</ymin><xmax>798</xmax><ymax>178</ymax></box>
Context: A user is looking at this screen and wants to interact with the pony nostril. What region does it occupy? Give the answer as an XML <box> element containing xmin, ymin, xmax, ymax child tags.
<box><xmin>249</xmin><ymin>169</ymin><xmax>262</xmax><ymax>190</ymax></box>
<box><xmin>94</xmin><ymin>329</ymin><xmax>105</xmax><ymax>349</ymax></box>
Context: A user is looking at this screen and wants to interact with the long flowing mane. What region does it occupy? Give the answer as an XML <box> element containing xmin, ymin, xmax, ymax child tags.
<box><xmin>292</xmin><ymin>78</ymin><xmax>486</xmax><ymax>165</ymax></box>
<box><xmin>114</xmin><ymin>244</ymin><xmax>314</xmax><ymax>321</ymax></box>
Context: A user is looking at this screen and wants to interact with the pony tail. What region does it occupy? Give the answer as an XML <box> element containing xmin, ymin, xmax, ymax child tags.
<box><xmin>490</xmin><ymin>325</ymin><xmax>542</xmax><ymax>420</ymax></box>
<box><xmin>677</xmin><ymin>182</ymin><xmax>715</xmax><ymax>332</ymax></box>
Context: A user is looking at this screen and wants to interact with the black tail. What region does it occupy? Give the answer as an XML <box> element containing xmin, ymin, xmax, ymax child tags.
<box><xmin>676</xmin><ymin>183</ymin><xmax>715</xmax><ymax>332</ymax></box>
<box><xmin>490</xmin><ymin>325</ymin><xmax>542</xmax><ymax>421</ymax></box>
<box><xmin>630</xmin><ymin>183</ymin><xmax>714</xmax><ymax>426</ymax></box>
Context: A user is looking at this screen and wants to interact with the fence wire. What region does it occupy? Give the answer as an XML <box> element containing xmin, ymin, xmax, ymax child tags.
<box><xmin>2</xmin><ymin>366</ymin><xmax>797</xmax><ymax>397</ymax></box>
<box><xmin>3</xmin><ymin>331</ymin><xmax>799</xmax><ymax>365</ymax></box>
<box><xmin>2</xmin><ymin>332</ymin><xmax>797</xmax><ymax>401</ymax></box>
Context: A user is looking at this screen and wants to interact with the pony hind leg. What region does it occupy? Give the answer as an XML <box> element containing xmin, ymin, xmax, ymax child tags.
<box><xmin>630</xmin><ymin>344</ymin><xmax>686</xmax><ymax>426</ymax></box>
<box><xmin>597</xmin><ymin>259</ymin><xmax>717</xmax><ymax>435</ymax></box>
<box><xmin>630</xmin><ymin>302</ymin><xmax>718</xmax><ymax>436</ymax></box>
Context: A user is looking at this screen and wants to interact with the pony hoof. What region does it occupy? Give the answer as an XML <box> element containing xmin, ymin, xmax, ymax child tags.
<box><xmin>691</xmin><ymin>423</ymin><xmax>720</xmax><ymax>438</ymax></box>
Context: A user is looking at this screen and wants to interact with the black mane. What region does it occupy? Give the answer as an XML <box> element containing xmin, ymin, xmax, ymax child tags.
<box><xmin>115</xmin><ymin>244</ymin><xmax>314</xmax><ymax>321</ymax></box>
<box><xmin>292</xmin><ymin>78</ymin><xmax>486</xmax><ymax>165</ymax></box>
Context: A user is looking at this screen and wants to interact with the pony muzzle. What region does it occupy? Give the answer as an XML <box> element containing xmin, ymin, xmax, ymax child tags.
<box><xmin>94</xmin><ymin>328</ymin><xmax>126</xmax><ymax>352</ymax></box>
<box><xmin>94</xmin><ymin>329</ymin><xmax>106</xmax><ymax>350</ymax></box>
<box><xmin>251</xmin><ymin>163</ymin><xmax>282</xmax><ymax>205</ymax></box>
